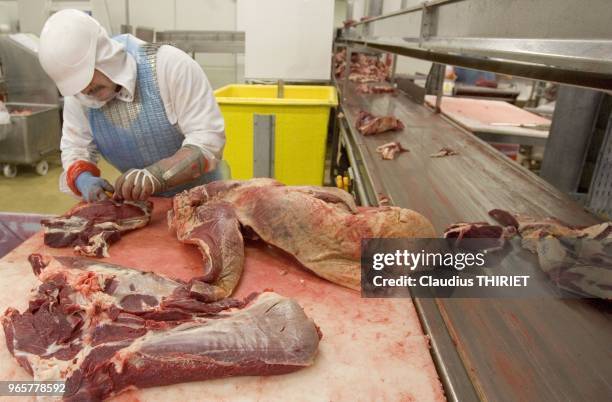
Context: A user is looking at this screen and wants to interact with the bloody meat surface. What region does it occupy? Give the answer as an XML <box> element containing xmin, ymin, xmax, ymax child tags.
<box><xmin>41</xmin><ymin>200</ymin><xmax>153</xmax><ymax>258</ymax></box>
<box><xmin>376</xmin><ymin>141</ymin><xmax>408</xmax><ymax>160</ymax></box>
<box><xmin>169</xmin><ymin>179</ymin><xmax>435</xmax><ymax>291</ymax></box>
<box><xmin>355</xmin><ymin>111</ymin><xmax>405</xmax><ymax>135</ymax></box>
<box><xmin>2</xmin><ymin>255</ymin><xmax>321</xmax><ymax>401</ymax></box>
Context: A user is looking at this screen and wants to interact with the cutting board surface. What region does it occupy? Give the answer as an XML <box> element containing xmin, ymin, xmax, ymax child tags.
<box><xmin>425</xmin><ymin>95</ymin><xmax>550</xmax><ymax>139</ymax></box>
<box><xmin>425</xmin><ymin>96</ymin><xmax>550</xmax><ymax>126</ymax></box>
<box><xmin>0</xmin><ymin>199</ymin><xmax>444</xmax><ymax>401</ymax></box>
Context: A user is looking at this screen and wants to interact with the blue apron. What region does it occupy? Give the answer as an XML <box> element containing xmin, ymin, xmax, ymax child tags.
<box><xmin>87</xmin><ymin>34</ymin><xmax>226</xmax><ymax>196</ymax></box>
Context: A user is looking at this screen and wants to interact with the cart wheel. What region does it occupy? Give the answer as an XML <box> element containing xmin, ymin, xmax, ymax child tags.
<box><xmin>35</xmin><ymin>160</ymin><xmax>49</xmax><ymax>176</ymax></box>
<box><xmin>3</xmin><ymin>164</ymin><xmax>17</xmax><ymax>178</ymax></box>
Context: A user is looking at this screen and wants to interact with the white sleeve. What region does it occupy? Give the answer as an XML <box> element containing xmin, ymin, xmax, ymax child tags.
<box><xmin>58</xmin><ymin>96</ymin><xmax>99</xmax><ymax>194</ymax></box>
<box><xmin>156</xmin><ymin>45</ymin><xmax>225</xmax><ymax>171</ymax></box>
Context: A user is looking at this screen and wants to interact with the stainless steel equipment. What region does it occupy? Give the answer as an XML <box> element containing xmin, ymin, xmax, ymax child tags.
<box><xmin>0</xmin><ymin>34</ymin><xmax>61</xmax><ymax>177</ymax></box>
<box><xmin>341</xmin><ymin>0</ymin><xmax>612</xmax><ymax>91</ymax></box>
<box><xmin>335</xmin><ymin>1</ymin><xmax>612</xmax><ymax>400</ymax></box>
<box><xmin>0</xmin><ymin>103</ymin><xmax>60</xmax><ymax>178</ymax></box>
<box><xmin>333</xmin><ymin>79</ymin><xmax>610</xmax><ymax>402</ymax></box>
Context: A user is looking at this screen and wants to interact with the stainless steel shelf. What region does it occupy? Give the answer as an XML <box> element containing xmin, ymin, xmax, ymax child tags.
<box><xmin>338</xmin><ymin>37</ymin><xmax>612</xmax><ymax>90</ymax></box>
<box><xmin>340</xmin><ymin>0</ymin><xmax>612</xmax><ymax>90</ymax></box>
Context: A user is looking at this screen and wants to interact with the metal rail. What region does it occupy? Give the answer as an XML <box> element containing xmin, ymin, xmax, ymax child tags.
<box><xmin>337</xmin><ymin>113</ymin><xmax>375</xmax><ymax>206</ymax></box>
<box><xmin>340</xmin><ymin>0</ymin><xmax>612</xmax><ymax>90</ymax></box>
<box><xmin>349</xmin><ymin>0</ymin><xmax>465</xmax><ymax>27</ymax></box>
<box><xmin>338</xmin><ymin>37</ymin><xmax>612</xmax><ymax>90</ymax></box>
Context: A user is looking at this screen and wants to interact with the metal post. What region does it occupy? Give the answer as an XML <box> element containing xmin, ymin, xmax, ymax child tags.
<box><xmin>277</xmin><ymin>79</ymin><xmax>284</xmax><ymax>98</ymax></box>
<box><xmin>425</xmin><ymin>63</ymin><xmax>446</xmax><ymax>112</ymax></box>
<box><xmin>419</xmin><ymin>2</ymin><xmax>438</xmax><ymax>46</ymax></box>
<box><xmin>390</xmin><ymin>54</ymin><xmax>398</xmax><ymax>84</ymax></box>
<box><xmin>363</xmin><ymin>0</ymin><xmax>371</xmax><ymax>37</ymax></box>
<box><xmin>339</xmin><ymin>125</ymin><xmax>370</xmax><ymax>206</ymax></box>
<box><xmin>540</xmin><ymin>86</ymin><xmax>603</xmax><ymax>193</ymax></box>
<box><xmin>346</xmin><ymin>0</ymin><xmax>354</xmax><ymax>26</ymax></box>
<box><xmin>253</xmin><ymin>114</ymin><xmax>276</xmax><ymax>178</ymax></box>
<box><xmin>435</xmin><ymin>75</ymin><xmax>444</xmax><ymax>112</ymax></box>
<box><xmin>234</xmin><ymin>53</ymin><xmax>238</xmax><ymax>83</ymax></box>
<box><xmin>367</xmin><ymin>0</ymin><xmax>384</xmax><ymax>16</ymax></box>
<box><xmin>344</xmin><ymin>47</ymin><xmax>352</xmax><ymax>90</ymax></box>
<box><xmin>587</xmin><ymin>111</ymin><xmax>612</xmax><ymax>217</ymax></box>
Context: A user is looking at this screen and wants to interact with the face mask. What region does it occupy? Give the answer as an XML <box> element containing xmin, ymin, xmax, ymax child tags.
<box><xmin>74</xmin><ymin>92</ymin><xmax>116</xmax><ymax>109</ymax></box>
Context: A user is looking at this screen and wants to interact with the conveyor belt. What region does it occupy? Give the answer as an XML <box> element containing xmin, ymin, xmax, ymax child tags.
<box><xmin>337</xmin><ymin>82</ymin><xmax>612</xmax><ymax>402</ymax></box>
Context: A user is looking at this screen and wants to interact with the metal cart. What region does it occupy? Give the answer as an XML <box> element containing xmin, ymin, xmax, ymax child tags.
<box><xmin>0</xmin><ymin>34</ymin><xmax>61</xmax><ymax>178</ymax></box>
<box><xmin>0</xmin><ymin>102</ymin><xmax>60</xmax><ymax>177</ymax></box>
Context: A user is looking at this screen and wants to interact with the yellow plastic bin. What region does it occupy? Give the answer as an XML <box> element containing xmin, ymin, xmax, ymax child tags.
<box><xmin>214</xmin><ymin>84</ymin><xmax>338</xmax><ymax>185</ymax></box>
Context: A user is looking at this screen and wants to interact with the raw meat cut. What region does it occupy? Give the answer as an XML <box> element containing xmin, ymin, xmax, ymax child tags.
<box><xmin>448</xmin><ymin>209</ymin><xmax>612</xmax><ymax>298</ymax></box>
<box><xmin>534</xmin><ymin>232</ymin><xmax>612</xmax><ymax>299</ymax></box>
<box><xmin>488</xmin><ymin>209</ymin><xmax>519</xmax><ymax>228</ymax></box>
<box><xmin>169</xmin><ymin>179</ymin><xmax>436</xmax><ymax>290</ymax></box>
<box><xmin>488</xmin><ymin>209</ymin><xmax>611</xmax><ymax>251</ymax></box>
<box><xmin>356</xmin><ymin>111</ymin><xmax>404</xmax><ymax>135</ymax></box>
<box><xmin>444</xmin><ymin>221</ymin><xmax>508</xmax><ymax>240</ymax></box>
<box><xmin>168</xmin><ymin>191</ymin><xmax>244</xmax><ymax>301</ymax></box>
<box><xmin>488</xmin><ymin>210</ymin><xmax>612</xmax><ymax>298</ymax></box>
<box><xmin>443</xmin><ymin>221</ymin><xmax>515</xmax><ymax>251</ymax></box>
<box><xmin>430</xmin><ymin>147</ymin><xmax>458</xmax><ymax>158</ymax></box>
<box><xmin>376</xmin><ymin>141</ymin><xmax>408</xmax><ymax>160</ymax></box>
<box><xmin>2</xmin><ymin>255</ymin><xmax>321</xmax><ymax>401</ymax></box>
<box><xmin>445</xmin><ymin>209</ymin><xmax>610</xmax><ymax>246</ymax></box>
<box><xmin>356</xmin><ymin>84</ymin><xmax>397</xmax><ymax>94</ymax></box>
<box><xmin>333</xmin><ymin>49</ymin><xmax>390</xmax><ymax>83</ymax></box>
<box><xmin>493</xmin><ymin>210</ymin><xmax>612</xmax><ymax>299</ymax></box>
<box><xmin>41</xmin><ymin>200</ymin><xmax>153</xmax><ymax>258</ymax></box>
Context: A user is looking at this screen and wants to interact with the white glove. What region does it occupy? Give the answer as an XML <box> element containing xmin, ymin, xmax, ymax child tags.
<box><xmin>114</xmin><ymin>168</ymin><xmax>163</xmax><ymax>201</ymax></box>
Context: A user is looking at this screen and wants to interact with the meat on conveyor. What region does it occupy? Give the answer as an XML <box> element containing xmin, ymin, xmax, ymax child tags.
<box><xmin>355</xmin><ymin>111</ymin><xmax>405</xmax><ymax>136</ymax></box>
<box><xmin>376</xmin><ymin>141</ymin><xmax>408</xmax><ymax>160</ymax></box>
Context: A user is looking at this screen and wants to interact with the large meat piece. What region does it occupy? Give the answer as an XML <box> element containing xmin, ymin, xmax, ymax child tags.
<box><xmin>41</xmin><ymin>200</ymin><xmax>153</xmax><ymax>258</ymax></box>
<box><xmin>489</xmin><ymin>209</ymin><xmax>612</xmax><ymax>298</ymax></box>
<box><xmin>2</xmin><ymin>255</ymin><xmax>321</xmax><ymax>401</ymax></box>
<box><xmin>356</xmin><ymin>111</ymin><xmax>405</xmax><ymax>135</ymax></box>
<box><xmin>534</xmin><ymin>232</ymin><xmax>612</xmax><ymax>299</ymax></box>
<box><xmin>443</xmin><ymin>209</ymin><xmax>611</xmax><ymax>248</ymax></box>
<box><xmin>170</xmin><ymin>179</ymin><xmax>435</xmax><ymax>290</ymax></box>
<box><xmin>168</xmin><ymin>191</ymin><xmax>244</xmax><ymax>302</ymax></box>
<box><xmin>488</xmin><ymin>209</ymin><xmax>611</xmax><ymax>251</ymax></box>
<box><xmin>445</xmin><ymin>209</ymin><xmax>612</xmax><ymax>298</ymax></box>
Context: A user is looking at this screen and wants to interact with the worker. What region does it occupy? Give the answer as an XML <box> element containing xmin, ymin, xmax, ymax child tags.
<box><xmin>37</xmin><ymin>9</ymin><xmax>226</xmax><ymax>202</ymax></box>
